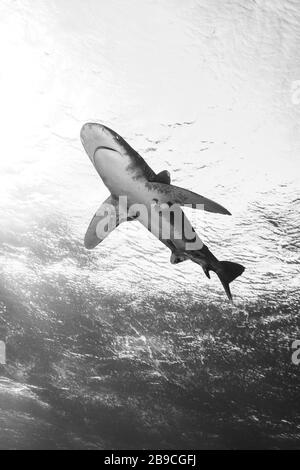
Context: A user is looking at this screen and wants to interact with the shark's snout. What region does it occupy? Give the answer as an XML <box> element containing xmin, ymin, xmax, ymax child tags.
<box><xmin>80</xmin><ymin>122</ymin><xmax>95</xmax><ymax>143</ymax></box>
<box><xmin>80</xmin><ymin>123</ymin><xmax>102</xmax><ymax>158</ymax></box>
<box><xmin>80</xmin><ymin>122</ymin><xmax>119</xmax><ymax>164</ymax></box>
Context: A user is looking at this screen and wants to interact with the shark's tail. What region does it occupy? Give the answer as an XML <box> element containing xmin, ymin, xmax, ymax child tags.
<box><xmin>170</xmin><ymin>246</ymin><xmax>245</xmax><ymax>302</ymax></box>
<box><xmin>215</xmin><ymin>261</ymin><xmax>245</xmax><ymax>302</ymax></box>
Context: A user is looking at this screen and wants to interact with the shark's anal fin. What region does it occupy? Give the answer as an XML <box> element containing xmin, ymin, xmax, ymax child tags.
<box><xmin>146</xmin><ymin>182</ymin><xmax>231</xmax><ymax>215</ymax></box>
<box><xmin>154</xmin><ymin>170</ymin><xmax>171</xmax><ymax>185</ymax></box>
<box><xmin>84</xmin><ymin>195</ymin><xmax>137</xmax><ymax>249</ymax></box>
<box><xmin>170</xmin><ymin>252</ymin><xmax>188</xmax><ymax>264</ymax></box>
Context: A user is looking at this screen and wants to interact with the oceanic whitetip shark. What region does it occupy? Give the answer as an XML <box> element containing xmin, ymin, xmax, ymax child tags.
<box><xmin>80</xmin><ymin>123</ymin><xmax>245</xmax><ymax>302</ymax></box>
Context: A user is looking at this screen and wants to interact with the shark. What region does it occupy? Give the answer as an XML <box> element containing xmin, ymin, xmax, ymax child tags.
<box><xmin>80</xmin><ymin>122</ymin><xmax>245</xmax><ymax>301</ymax></box>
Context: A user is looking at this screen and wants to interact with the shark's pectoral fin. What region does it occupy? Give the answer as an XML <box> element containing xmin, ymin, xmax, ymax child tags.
<box><xmin>84</xmin><ymin>196</ymin><xmax>118</xmax><ymax>249</ymax></box>
<box><xmin>146</xmin><ymin>182</ymin><xmax>231</xmax><ymax>215</ymax></box>
<box><xmin>153</xmin><ymin>170</ymin><xmax>171</xmax><ymax>185</ymax></box>
<box><xmin>84</xmin><ymin>195</ymin><xmax>135</xmax><ymax>249</ymax></box>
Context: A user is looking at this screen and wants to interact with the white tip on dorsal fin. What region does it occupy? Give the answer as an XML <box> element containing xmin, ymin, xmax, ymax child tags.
<box><xmin>146</xmin><ymin>182</ymin><xmax>231</xmax><ymax>215</ymax></box>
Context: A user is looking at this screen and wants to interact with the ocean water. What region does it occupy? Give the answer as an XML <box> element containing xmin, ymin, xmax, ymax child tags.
<box><xmin>0</xmin><ymin>0</ymin><xmax>299</xmax><ymax>449</ymax></box>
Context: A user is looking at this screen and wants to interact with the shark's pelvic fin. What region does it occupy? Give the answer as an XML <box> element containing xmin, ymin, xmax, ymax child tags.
<box><xmin>146</xmin><ymin>182</ymin><xmax>231</xmax><ymax>215</ymax></box>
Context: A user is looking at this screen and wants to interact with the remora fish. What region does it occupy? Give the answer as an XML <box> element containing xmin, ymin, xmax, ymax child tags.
<box><xmin>80</xmin><ymin>123</ymin><xmax>245</xmax><ymax>301</ymax></box>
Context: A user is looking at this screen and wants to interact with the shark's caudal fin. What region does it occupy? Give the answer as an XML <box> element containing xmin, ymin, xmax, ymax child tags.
<box><xmin>216</xmin><ymin>261</ymin><xmax>245</xmax><ymax>302</ymax></box>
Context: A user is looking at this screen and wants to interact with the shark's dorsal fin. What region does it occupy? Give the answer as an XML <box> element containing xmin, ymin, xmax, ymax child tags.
<box><xmin>154</xmin><ymin>170</ymin><xmax>171</xmax><ymax>185</ymax></box>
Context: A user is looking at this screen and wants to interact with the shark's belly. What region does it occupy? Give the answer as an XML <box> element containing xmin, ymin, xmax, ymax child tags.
<box><xmin>94</xmin><ymin>149</ymin><xmax>137</xmax><ymax>196</ymax></box>
<box><xmin>137</xmin><ymin>203</ymin><xmax>203</xmax><ymax>253</ymax></box>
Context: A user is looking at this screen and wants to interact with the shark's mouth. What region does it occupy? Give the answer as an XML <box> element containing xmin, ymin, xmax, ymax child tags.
<box><xmin>92</xmin><ymin>145</ymin><xmax>119</xmax><ymax>164</ymax></box>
